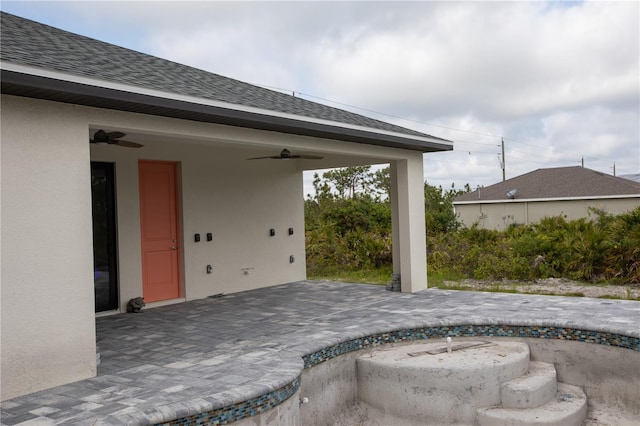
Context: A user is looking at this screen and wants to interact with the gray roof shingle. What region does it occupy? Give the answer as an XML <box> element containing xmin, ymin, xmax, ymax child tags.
<box><xmin>1</xmin><ymin>12</ymin><xmax>451</xmax><ymax>151</ymax></box>
<box><xmin>454</xmin><ymin>166</ymin><xmax>640</xmax><ymax>203</ymax></box>
<box><xmin>620</xmin><ymin>173</ymin><xmax>640</xmax><ymax>184</ymax></box>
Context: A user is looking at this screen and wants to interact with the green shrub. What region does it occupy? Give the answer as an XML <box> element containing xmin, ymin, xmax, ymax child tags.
<box><xmin>306</xmin><ymin>171</ymin><xmax>640</xmax><ymax>286</ymax></box>
<box><xmin>599</xmin><ymin>207</ymin><xmax>640</xmax><ymax>283</ymax></box>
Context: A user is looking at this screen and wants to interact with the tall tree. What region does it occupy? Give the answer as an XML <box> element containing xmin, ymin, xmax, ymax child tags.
<box><xmin>371</xmin><ymin>166</ymin><xmax>391</xmax><ymax>201</ymax></box>
<box><xmin>425</xmin><ymin>182</ymin><xmax>465</xmax><ymax>233</ymax></box>
<box><xmin>321</xmin><ymin>166</ymin><xmax>373</xmax><ymax>199</ymax></box>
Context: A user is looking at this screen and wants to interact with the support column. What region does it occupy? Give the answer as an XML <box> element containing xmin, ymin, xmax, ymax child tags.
<box><xmin>390</xmin><ymin>155</ymin><xmax>427</xmax><ymax>293</ymax></box>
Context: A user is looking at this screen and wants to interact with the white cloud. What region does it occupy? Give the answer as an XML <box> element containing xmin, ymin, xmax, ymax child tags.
<box><xmin>307</xmin><ymin>1</ymin><xmax>638</xmax><ymax>121</ymax></box>
<box><xmin>3</xmin><ymin>0</ymin><xmax>638</xmax><ymax>189</ymax></box>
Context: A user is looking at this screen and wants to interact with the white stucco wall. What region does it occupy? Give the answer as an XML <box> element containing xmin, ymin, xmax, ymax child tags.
<box><xmin>1</xmin><ymin>94</ymin><xmax>431</xmax><ymax>400</ymax></box>
<box><xmin>90</xmin><ymin>140</ymin><xmax>307</xmax><ymax>306</ymax></box>
<box><xmin>455</xmin><ymin>198</ymin><xmax>640</xmax><ymax>231</ymax></box>
<box><xmin>1</xmin><ymin>96</ymin><xmax>97</xmax><ymax>401</ymax></box>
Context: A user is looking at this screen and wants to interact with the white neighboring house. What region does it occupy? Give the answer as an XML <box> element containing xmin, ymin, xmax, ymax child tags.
<box><xmin>453</xmin><ymin>166</ymin><xmax>640</xmax><ymax>231</ymax></box>
<box><xmin>0</xmin><ymin>12</ymin><xmax>452</xmax><ymax>400</ymax></box>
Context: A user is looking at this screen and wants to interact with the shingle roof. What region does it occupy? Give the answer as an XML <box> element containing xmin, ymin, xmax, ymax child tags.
<box><xmin>454</xmin><ymin>166</ymin><xmax>640</xmax><ymax>203</ymax></box>
<box><xmin>0</xmin><ymin>12</ymin><xmax>452</xmax><ymax>152</ymax></box>
<box><xmin>620</xmin><ymin>174</ymin><xmax>640</xmax><ymax>184</ymax></box>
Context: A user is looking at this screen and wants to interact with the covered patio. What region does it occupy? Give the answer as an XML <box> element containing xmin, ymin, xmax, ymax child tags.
<box><xmin>2</xmin><ymin>12</ymin><xmax>451</xmax><ymax>402</ymax></box>
<box><xmin>1</xmin><ymin>282</ymin><xmax>638</xmax><ymax>425</ymax></box>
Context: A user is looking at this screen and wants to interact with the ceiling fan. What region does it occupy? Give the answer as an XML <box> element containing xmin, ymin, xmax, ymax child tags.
<box><xmin>247</xmin><ymin>149</ymin><xmax>323</xmax><ymax>160</ymax></box>
<box><xmin>90</xmin><ymin>130</ymin><xmax>143</xmax><ymax>148</ymax></box>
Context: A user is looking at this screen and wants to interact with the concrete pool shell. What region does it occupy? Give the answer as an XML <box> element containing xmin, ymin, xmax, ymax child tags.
<box><xmin>0</xmin><ymin>281</ymin><xmax>638</xmax><ymax>425</ymax></box>
<box><xmin>302</xmin><ymin>337</ymin><xmax>634</xmax><ymax>425</ymax></box>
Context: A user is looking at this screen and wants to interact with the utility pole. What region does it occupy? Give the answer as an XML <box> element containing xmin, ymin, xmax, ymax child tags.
<box><xmin>613</xmin><ymin>162</ymin><xmax>616</xmax><ymax>176</ymax></box>
<box><xmin>581</xmin><ymin>157</ymin><xmax>584</xmax><ymax>168</ymax></box>
<box><xmin>501</xmin><ymin>138</ymin><xmax>506</xmax><ymax>182</ymax></box>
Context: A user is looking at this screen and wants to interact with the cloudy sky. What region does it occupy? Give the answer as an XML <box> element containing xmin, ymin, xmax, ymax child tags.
<box><xmin>2</xmin><ymin>1</ymin><xmax>639</xmax><ymax>192</ymax></box>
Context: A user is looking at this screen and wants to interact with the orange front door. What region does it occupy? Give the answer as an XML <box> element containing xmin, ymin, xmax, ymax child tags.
<box><xmin>139</xmin><ymin>161</ymin><xmax>180</xmax><ymax>302</ymax></box>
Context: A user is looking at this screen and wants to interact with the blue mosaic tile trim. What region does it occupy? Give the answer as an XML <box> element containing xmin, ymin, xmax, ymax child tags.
<box><xmin>158</xmin><ymin>377</ymin><xmax>299</xmax><ymax>426</ymax></box>
<box><xmin>303</xmin><ymin>325</ymin><xmax>640</xmax><ymax>368</ymax></box>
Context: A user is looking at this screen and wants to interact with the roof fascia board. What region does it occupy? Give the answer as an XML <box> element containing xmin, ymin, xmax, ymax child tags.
<box><xmin>453</xmin><ymin>194</ymin><xmax>640</xmax><ymax>205</ymax></box>
<box><xmin>1</xmin><ymin>63</ymin><xmax>453</xmax><ymax>152</ymax></box>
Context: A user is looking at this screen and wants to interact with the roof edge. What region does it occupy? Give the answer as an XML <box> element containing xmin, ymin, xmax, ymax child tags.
<box><xmin>1</xmin><ymin>62</ymin><xmax>453</xmax><ymax>153</ymax></box>
<box><xmin>453</xmin><ymin>193</ymin><xmax>640</xmax><ymax>205</ymax></box>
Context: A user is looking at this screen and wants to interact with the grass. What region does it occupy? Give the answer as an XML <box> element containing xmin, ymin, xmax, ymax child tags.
<box><xmin>307</xmin><ymin>265</ymin><xmax>393</xmax><ymax>285</ymax></box>
<box><xmin>309</xmin><ymin>266</ymin><xmax>467</xmax><ymax>287</ymax></box>
<box><xmin>308</xmin><ymin>266</ymin><xmax>639</xmax><ymax>301</ymax></box>
<box><xmin>599</xmin><ymin>293</ymin><xmax>640</xmax><ymax>301</ymax></box>
<box><xmin>426</xmin><ymin>269</ymin><xmax>465</xmax><ymax>287</ymax></box>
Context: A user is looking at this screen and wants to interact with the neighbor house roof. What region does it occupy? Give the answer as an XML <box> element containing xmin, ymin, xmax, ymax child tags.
<box><xmin>620</xmin><ymin>173</ymin><xmax>640</xmax><ymax>184</ymax></box>
<box><xmin>0</xmin><ymin>12</ymin><xmax>452</xmax><ymax>152</ymax></box>
<box><xmin>454</xmin><ymin>166</ymin><xmax>640</xmax><ymax>204</ymax></box>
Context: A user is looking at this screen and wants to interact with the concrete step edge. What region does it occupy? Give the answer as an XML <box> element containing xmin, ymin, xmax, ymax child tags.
<box><xmin>477</xmin><ymin>383</ymin><xmax>587</xmax><ymax>426</ymax></box>
<box><xmin>500</xmin><ymin>361</ymin><xmax>557</xmax><ymax>409</ymax></box>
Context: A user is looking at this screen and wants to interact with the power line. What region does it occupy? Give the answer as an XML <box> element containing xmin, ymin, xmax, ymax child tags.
<box><xmin>454</xmin><ymin>140</ymin><xmax>501</xmax><ymax>147</ymax></box>
<box><xmin>254</xmin><ymin>82</ymin><xmax>505</xmax><ymax>141</ymax></box>
<box><xmin>503</xmin><ymin>136</ymin><xmax>581</xmax><ymax>158</ymax></box>
<box><xmin>299</xmin><ymin>92</ymin><xmax>628</xmax><ymax>171</ymax></box>
<box><xmin>305</xmin><ymin>93</ymin><xmax>506</xmax><ymax>139</ymax></box>
<box><xmin>508</xmin><ymin>154</ymin><xmax>579</xmax><ymax>167</ymax></box>
<box><xmin>255</xmin><ymin>81</ymin><xmax>632</xmax><ymax>175</ymax></box>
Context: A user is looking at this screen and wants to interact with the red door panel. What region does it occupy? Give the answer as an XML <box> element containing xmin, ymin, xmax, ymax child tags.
<box><xmin>139</xmin><ymin>161</ymin><xmax>180</xmax><ymax>302</ymax></box>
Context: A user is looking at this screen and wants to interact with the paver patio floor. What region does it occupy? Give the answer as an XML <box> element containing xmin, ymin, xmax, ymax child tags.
<box><xmin>1</xmin><ymin>281</ymin><xmax>638</xmax><ymax>425</ymax></box>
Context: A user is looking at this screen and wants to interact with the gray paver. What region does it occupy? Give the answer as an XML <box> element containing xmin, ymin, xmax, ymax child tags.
<box><xmin>1</xmin><ymin>281</ymin><xmax>639</xmax><ymax>425</ymax></box>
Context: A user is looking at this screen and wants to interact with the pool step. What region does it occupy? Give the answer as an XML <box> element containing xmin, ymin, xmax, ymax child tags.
<box><xmin>500</xmin><ymin>361</ymin><xmax>557</xmax><ymax>409</ymax></box>
<box><xmin>356</xmin><ymin>340</ymin><xmax>531</xmax><ymax>424</ymax></box>
<box><xmin>477</xmin><ymin>382</ymin><xmax>587</xmax><ymax>426</ymax></box>
<box><xmin>354</xmin><ymin>340</ymin><xmax>588</xmax><ymax>425</ymax></box>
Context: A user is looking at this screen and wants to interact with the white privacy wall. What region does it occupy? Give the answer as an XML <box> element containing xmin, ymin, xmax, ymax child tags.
<box><xmin>1</xmin><ymin>96</ymin><xmax>97</xmax><ymax>400</ymax></box>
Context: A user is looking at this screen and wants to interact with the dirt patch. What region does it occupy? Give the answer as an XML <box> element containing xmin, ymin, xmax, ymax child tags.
<box><xmin>440</xmin><ymin>277</ymin><xmax>640</xmax><ymax>300</ymax></box>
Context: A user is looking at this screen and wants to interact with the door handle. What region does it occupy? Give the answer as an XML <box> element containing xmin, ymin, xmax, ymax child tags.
<box><xmin>171</xmin><ymin>246</ymin><xmax>177</xmax><ymax>251</ymax></box>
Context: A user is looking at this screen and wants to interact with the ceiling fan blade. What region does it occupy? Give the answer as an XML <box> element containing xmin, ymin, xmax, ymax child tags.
<box><xmin>90</xmin><ymin>129</ymin><xmax>142</xmax><ymax>148</ymax></box>
<box><xmin>247</xmin><ymin>152</ymin><xmax>323</xmax><ymax>160</ymax></box>
<box><xmin>113</xmin><ymin>140</ymin><xmax>144</xmax><ymax>148</ymax></box>
<box><xmin>106</xmin><ymin>131</ymin><xmax>126</xmax><ymax>139</ymax></box>
<box><xmin>247</xmin><ymin>155</ymin><xmax>277</xmax><ymax>160</ymax></box>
